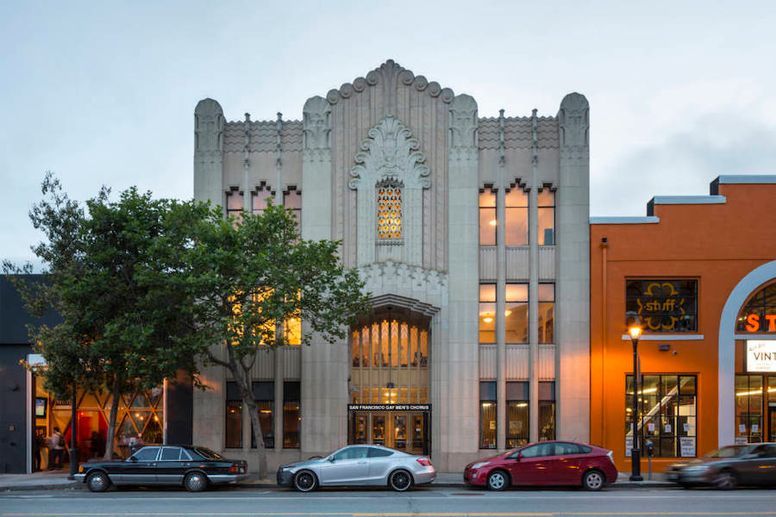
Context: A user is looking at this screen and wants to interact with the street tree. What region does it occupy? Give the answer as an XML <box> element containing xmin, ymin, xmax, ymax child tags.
<box><xmin>3</xmin><ymin>174</ymin><xmax>210</xmax><ymax>459</ymax></box>
<box><xmin>181</xmin><ymin>202</ymin><xmax>369</xmax><ymax>478</ymax></box>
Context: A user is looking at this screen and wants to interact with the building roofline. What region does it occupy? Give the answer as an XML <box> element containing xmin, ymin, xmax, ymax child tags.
<box><xmin>716</xmin><ymin>174</ymin><xmax>776</xmax><ymax>184</ymax></box>
<box><xmin>589</xmin><ymin>216</ymin><xmax>660</xmax><ymax>225</ymax></box>
<box><xmin>646</xmin><ymin>195</ymin><xmax>726</xmax><ymax>216</ymax></box>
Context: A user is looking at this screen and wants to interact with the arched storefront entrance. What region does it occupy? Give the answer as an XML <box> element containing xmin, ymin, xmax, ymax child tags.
<box><xmin>719</xmin><ymin>260</ymin><xmax>776</xmax><ymax>445</ymax></box>
<box><xmin>732</xmin><ymin>280</ymin><xmax>776</xmax><ymax>444</ymax></box>
<box><xmin>347</xmin><ymin>307</ymin><xmax>431</xmax><ymax>455</ymax></box>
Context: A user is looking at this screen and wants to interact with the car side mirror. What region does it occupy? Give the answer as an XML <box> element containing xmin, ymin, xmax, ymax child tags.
<box><xmin>327</xmin><ymin>456</ymin><xmax>335</xmax><ymax>463</ymax></box>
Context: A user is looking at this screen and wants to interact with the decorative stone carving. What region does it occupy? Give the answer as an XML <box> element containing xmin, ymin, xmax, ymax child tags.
<box><xmin>303</xmin><ymin>96</ymin><xmax>331</xmax><ymax>150</ymax></box>
<box><xmin>449</xmin><ymin>94</ymin><xmax>478</xmax><ymax>149</ymax></box>
<box><xmin>358</xmin><ymin>260</ymin><xmax>448</xmax><ymax>314</ymax></box>
<box><xmin>325</xmin><ymin>59</ymin><xmax>455</xmax><ymax>106</ymax></box>
<box><xmin>558</xmin><ymin>92</ymin><xmax>589</xmax><ymax>148</ymax></box>
<box><xmin>349</xmin><ymin>116</ymin><xmax>430</xmax><ymax>190</ymax></box>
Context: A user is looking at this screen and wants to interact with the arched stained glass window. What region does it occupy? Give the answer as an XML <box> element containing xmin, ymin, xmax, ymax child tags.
<box><xmin>376</xmin><ymin>179</ymin><xmax>402</xmax><ymax>240</ymax></box>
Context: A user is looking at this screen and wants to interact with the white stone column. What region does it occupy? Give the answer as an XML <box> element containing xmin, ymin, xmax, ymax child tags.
<box><xmin>300</xmin><ymin>96</ymin><xmax>346</xmax><ymax>456</ymax></box>
<box><xmin>445</xmin><ymin>94</ymin><xmax>480</xmax><ymax>470</ymax></box>
<box><xmin>528</xmin><ymin>181</ymin><xmax>539</xmax><ymax>443</ymax></box>
<box><xmin>556</xmin><ymin>93</ymin><xmax>591</xmax><ymax>442</ymax></box>
<box><xmin>496</xmin><ymin>181</ymin><xmax>507</xmax><ymax>451</ymax></box>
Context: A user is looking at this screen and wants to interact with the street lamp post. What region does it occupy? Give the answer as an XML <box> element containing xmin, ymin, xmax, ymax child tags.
<box><xmin>628</xmin><ymin>323</ymin><xmax>643</xmax><ymax>482</ymax></box>
<box><xmin>68</xmin><ymin>381</ymin><xmax>78</xmax><ymax>480</ymax></box>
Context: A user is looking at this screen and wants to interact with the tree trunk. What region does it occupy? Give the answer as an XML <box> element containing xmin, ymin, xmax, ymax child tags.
<box><xmin>104</xmin><ymin>378</ymin><xmax>121</xmax><ymax>460</ymax></box>
<box><xmin>224</xmin><ymin>348</ymin><xmax>268</xmax><ymax>478</ymax></box>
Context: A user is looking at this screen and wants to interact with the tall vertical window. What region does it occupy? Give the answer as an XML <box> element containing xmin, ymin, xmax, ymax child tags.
<box><xmin>505</xmin><ymin>283</ymin><xmax>528</xmax><ymax>344</ymax></box>
<box><xmin>283</xmin><ymin>382</ymin><xmax>301</xmax><ymax>448</ymax></box>
<box><xmin>507</xmin><ymin>381</ymin><xmax>529</xmax><ymax>448</ymax></box>
<box><xmin>479</xmin><ymin>284</ymin><xmax>497</xmax><ymax>344</ymax></box>
<box><xmin>252</xmin><ymin>184</ymin><xmax>272</xmax><ymax>214</ymax></box>
<box><xmin>377</xmin><ymin>179</ymin><xmax>402</xmax><ymax>240</ymax></box>
<box><xmin>480</xmin><ymin>381</ymin><xmax>497</xmax><ymax>449</ymax></box>
<box><xmin>479</xmin><ymin>188</ymin><xmax>497</xmax><ymax>245</ymax></box>
<box><xmin>505</xmin><ymin>188</ymin><xmax>528</xmax><ymax>246</ymax></box>
<box><xmin>250</xmin><ymin>382</ymin><xmax>274</xmax><ymax>449</ymax></box>
<box><xmin>626</xmin><ymin>375</ymin><xmax>697</xmax><ymax>457</ymax></box>
<box><xmin>225</xmin><ymin>382</ymin><xmax>243</xmax><ymax>448</ymax></box>
<box><xmin>736</xmin><ymin>375</ymin><xmax>763</xmax><ymax>443</ymax></box>
<box><xmin>537</xmin><ymin>189</ymin><xmax>555</xmax><ymax>245</ymax></box>
<box><xmin>226</xmin><ymin>189</ymin><xmax>244</xmax><ymax>222</ymax></box>
<box><xmin>539</xmin><ymin>381</ymin><xmax>556</xmax><ymax>441</ymax></box>
<box><xmin>538</xmin><ymin>284</ymin><xmax>555</xmax><ymax>344</ymax></box>
<box><xmin>283</xmin><ymin>187</ymin><xmax>302</xmax><ymax>229</ymax></box>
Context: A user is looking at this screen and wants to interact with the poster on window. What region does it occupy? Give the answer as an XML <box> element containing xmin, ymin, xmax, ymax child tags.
<box><xmin>625</xmin><ymin>435</ymin><xmax>633</xmax><ymax>457</ymax></box>
<box><xmin>680</xmin><ymin>437</ymin><xmax>696</xmax><ymax>457</ymax></box>
<box><xmin>746</xmin><ymin>340</ymin><xmax>776</xmax><ymax>373</ymax></box>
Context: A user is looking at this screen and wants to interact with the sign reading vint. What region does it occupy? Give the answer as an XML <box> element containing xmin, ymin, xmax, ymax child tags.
<box><xmin>747</xmin><ymin>340</ymin><xmax>776</xmax><ymax>373</ymax></box>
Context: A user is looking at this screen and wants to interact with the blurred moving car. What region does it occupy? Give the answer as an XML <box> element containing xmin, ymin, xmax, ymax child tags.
<box><xmin>277</xmin><ymin>444</ymin><xmax>435</xmax><ymax>492</ymax></box>
<box><xmin>75</xmin><ymin>445</ymin><xmax>248</xmax><ymax>492</ymax></box>
<box><xmin>666</xmin><ymin>443</ymin><xmax>776</xmax><ymax>489</ymax></box>
<box><xmin>464</xmin><ymin>441</ymin><xmax>617</xmax><ymax>491</ymax></box>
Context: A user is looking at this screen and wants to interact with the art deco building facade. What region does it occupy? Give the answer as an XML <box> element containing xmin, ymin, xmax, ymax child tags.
<box><xmin>192</xmin><ymin>60</ymin><xmax>590</xmax><ymax>471</ymax></box>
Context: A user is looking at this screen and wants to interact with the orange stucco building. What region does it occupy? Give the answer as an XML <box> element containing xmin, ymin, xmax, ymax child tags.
<box><xmin>590</xmin><ymin>175</ymin><xmax>776</xmax><ymax>473</ymax></box>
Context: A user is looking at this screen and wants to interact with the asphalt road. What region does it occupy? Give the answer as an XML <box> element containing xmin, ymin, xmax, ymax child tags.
<box><xmin>2</xmin><ymin>487</ymin><xmax>776</xmax><ymax>517</ymax></box>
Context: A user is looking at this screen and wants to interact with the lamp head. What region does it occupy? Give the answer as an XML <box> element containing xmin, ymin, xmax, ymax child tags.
<box><xmin>628</xmin><ymin>324</ymin><xmax>643</xmax><ymax>341</ymax></box>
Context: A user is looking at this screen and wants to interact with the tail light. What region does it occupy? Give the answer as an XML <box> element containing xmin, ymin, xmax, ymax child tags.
<box><xmin>417</xmin><ymin>457</ymin><xmax>432</xmax><ymax>467</ymax></box>
<box><xmin>228</xmin><ymin>464</ymin><xmax>239</xmax><ymax>473</ymax></box>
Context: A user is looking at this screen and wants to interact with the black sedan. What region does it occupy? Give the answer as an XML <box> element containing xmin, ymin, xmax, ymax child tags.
<box><xmin>75</xmin><ymin>445</ymin><xmax>248</xmax><ymax>492</ymax></box>
<box><xmin>667</xmin><ymin>443</ymin><xmax>776</xmax><ymax>489</ymax></box>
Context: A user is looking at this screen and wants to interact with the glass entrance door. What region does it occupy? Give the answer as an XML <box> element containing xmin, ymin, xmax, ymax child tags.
<box><xmin>349</xmin><ymin>412</ymin><xmax>428</xmax><ymax>454</ymax></box>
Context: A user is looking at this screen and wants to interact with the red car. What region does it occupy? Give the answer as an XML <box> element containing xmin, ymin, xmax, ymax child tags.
<box><xmin>464</xmin><ymin>441</ymin><xmax>617</xmax><ymax>491</ymax></box>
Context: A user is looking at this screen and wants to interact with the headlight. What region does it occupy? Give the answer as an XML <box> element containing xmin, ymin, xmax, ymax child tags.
<box><xmin>471</xmin><ymin>462</ymin><xmax>489</xmax><ymax>469</ymax></box>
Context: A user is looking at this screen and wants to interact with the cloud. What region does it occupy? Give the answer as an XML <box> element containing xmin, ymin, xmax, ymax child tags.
<box><xmin>592</xmin><ymin>112</ymin><xmax>776</xmax><ymax>216</ymax></box>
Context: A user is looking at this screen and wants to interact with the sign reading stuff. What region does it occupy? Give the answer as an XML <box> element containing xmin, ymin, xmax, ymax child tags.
<box><xmin>626</xmin><ymin>279</ymin><xmax>698</xmax><ymax>332</ymax></box>
<box><xmin>746</xmin><ymin>340</ymin><xmax>776</xmax><ymax>373</ymax></box>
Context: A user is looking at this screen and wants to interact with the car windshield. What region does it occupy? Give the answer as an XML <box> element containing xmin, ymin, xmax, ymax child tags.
<box><xmin>704</xmin><ymin>446</ymin><xmax>748</xmax><ymax>459</ymax></box>
<box><xmin>193</xmin><ymin>447</ymin><xmax>223</xmax><ymax>460</ymax></box>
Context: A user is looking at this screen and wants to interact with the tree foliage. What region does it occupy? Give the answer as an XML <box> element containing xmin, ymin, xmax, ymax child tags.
<box><xmin>3</xmin><ymin>174</ymin><xmax>210</xmax><ymax>458</ymax></box>
<box><xmin>180</xmin><ymin>202</ymin><xmax>370</xmax><ymax>477</ymax></box>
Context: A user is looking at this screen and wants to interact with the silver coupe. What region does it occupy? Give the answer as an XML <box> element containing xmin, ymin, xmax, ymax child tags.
<box><xmin>276</xmin><ymin>445</ymin><xmax>436</xmax><ymax>492</ymax></box>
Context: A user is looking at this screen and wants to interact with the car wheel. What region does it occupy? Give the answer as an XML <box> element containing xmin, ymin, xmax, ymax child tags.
<box><xmin>86</xmin><ymin>471</ymin><xmax>110</xmax><ymax>493</ymax></box>
<box><xmin>184</xmin><ymin>472</ymin><xmax>208</xmax><ymax>492</ymax></box>
<box><xmin>293</xmin><ymin>470</ymin><xmax>318</xmax><ymax>492</ymax></box>
<box><xmin>582</xmin><ymin>470</ymin><xmax>605</xmax><ymax>491</ymax></box>
<box><xmin>713</xmin><ymin>470</ymin><xmax>737</xmax><ymax>490</ymax></box>
<box><xmin>487</xmin><ymin>470</ymin><xmax>509</xmax><ymax>491</ymax></box>
<box><xmin>389</xmin><ymin>469</ymin><xmax>413</xmax><ymax>492</ymax></box>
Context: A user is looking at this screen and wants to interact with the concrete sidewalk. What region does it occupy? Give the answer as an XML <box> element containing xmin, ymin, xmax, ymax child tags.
<box><xmin>1</xmin><ymin>471</ymin><xmax>670</xmax><ymax>492</ymax></box>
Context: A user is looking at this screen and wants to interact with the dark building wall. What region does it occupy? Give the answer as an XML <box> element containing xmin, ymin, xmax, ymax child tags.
<box><xmin>0</xmin><ymin>275</ymin><xmax>61</xmax><ymax>473</ymax></box>
<box><xmin>166</xmin><ymin>371</ymin><xmax>193</xmax><ymax>445</ymax></box>
<box><xmin>0</xmin><ymin>344</ymin><xmax>31</xmax><ymax>473</ymax></box>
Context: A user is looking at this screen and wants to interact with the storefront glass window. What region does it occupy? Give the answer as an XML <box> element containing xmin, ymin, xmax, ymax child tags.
<box><xmin>505</xmin><ymin>188</ymin><xmax>528</xmax><ymax>246</ymax></box>
<box><xmin>736</xmin><ymin>281</ymin><xmax>776</xmax><ymax>333</ymax></box>
<box><xmin>249</xmin><ymin>382</ymin><xmax>274</xmax><ymax>449</ymax></box>
<box><xmin>283</xmin><ymin>381</ymin><xmax>301</xmax><ymax>448</ymax></box>
<box><xmin>479</xmin><ymin>284</ymin><xmax>497</xmax><ymax>344</ymax></box>
<box><xmin>539</xmin><ymin>283</ymin><xmax>555</xmax><ymax>344</ymax></box>
<box><xmin>626</xmin><ymin>374</ymin><xmax>697</xmax><ymax>457</ymax></box>
<box><xmin>537</xmin><ymin>189</ymin><xmax>555</xmax><ymax>245</ymax></box>
<box><xmin>625</xmin><ymin>279</ymin><xmax>698</xmax><ymax>332</ymax></box>
<box><xmin>736</xmin><ymin>375</ymin><xmax>763</xmax><ymax>443</ymax></box>
<box><xmin>225</xmin><ymin>400</ymin><xmax>242</xmax><ymax>448</ymax></box>
<box><xmin>505</xmin><ymin>283</ymin><xmax>528</xmax><ymax>344</ymax></box>
<box><xmin>539</xmin><ymin>381</ymin><xmax>556</xmax><ymax>441</ymax></box>
<box><xmin>480</xmin><ymin>381</ymin><xmax>497</xmax><ymax>449</ymax></box>
<box><xmin>507</xmin><ymin>381</ymin><xmax>529</xmax><ymax>448</ymax></box>
<box><xmin>479</xmin><ymin>188</ymin><xmax>497</xmax><ymax>246</ymax></box>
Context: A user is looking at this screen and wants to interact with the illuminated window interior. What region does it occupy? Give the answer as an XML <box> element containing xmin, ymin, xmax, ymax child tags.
<box><xmin>377</xmin><ymin>180</ymin><xmax>402</xmax><ymax>240</ymax></box>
